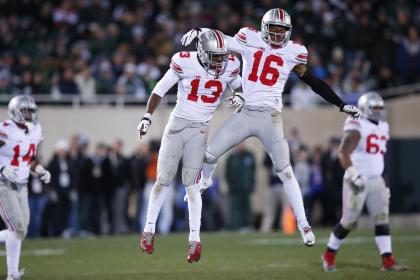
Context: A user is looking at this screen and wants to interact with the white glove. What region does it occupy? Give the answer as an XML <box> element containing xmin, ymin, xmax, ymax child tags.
<box><xmin>35</xmin><ymin>165</ymin><xmax>51</xmax><ymax>184</ymax></box>
<box><xmin>137</xmin><ymin>113</ymin><xmax>152</xmax><ymax>139</ymax></box>
<box><xmin>181</xmin><ymin>28</ymin><xmax>210</xmax><ymax>46</ymax></box>
<box><xmin>341</xmin><ymin>105</ymin><xmax>361</xmax><ymax>120</ymax></box>
<box><xmin>226</xmin><ymin>92</ymin><xmax>245</xmax><ymax>113</ymax></box>
<box><xmin>0</xmin><ymin>165</ymin><xmax>19</xmax><ymax>184</ymax></box>
<box><xmin>345</xmin><ymin>166</ymin><xmax>365</xmax><ymax>194</ymax></box>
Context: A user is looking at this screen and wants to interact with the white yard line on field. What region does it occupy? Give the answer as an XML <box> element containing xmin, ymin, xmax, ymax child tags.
<box><xmin>247</xmin><ymin>235</ymin><xmax>420</xmax><ymax>246</ymax></box>
<box><xmin>0</xmin><ymin>248</ymin><xmax>65</xmax><ymax>256</ymax></box>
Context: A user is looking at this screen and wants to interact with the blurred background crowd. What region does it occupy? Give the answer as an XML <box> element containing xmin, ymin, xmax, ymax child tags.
<box><xmin>22</xmin><ymin>128</ymin><xmax>346</xmax><ymax>238</ymax></box>
<box><xmin>0</xmin><ymin>0</ymin><xmax>419</xmax><ymax>106</ymax></box>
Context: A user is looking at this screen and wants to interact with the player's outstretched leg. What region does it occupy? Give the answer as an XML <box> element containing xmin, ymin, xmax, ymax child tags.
<box><xmin>322</xmin><ymin>224</ymin><xmax>351</xmax><ymax>272</ymax></box>
<box><xmin>186</xmin><ymin>183</ymin><xmax>202</xmax><ymax>263</ymax></box>
<box><xmin>140</xmin><ymin>182</ymin><xmax>170</xmax><ymax>254</ymax></box>
<box><xmin>277</xmin><ymin>165</ymin><xmax>315</xmax><ymax>246</ymax></box>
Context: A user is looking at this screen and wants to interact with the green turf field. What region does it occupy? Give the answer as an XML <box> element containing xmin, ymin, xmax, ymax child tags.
<box><xmin>1</xmin><ymin>229</ymin><xmax>419</xmax><ymax>279</ymax></box>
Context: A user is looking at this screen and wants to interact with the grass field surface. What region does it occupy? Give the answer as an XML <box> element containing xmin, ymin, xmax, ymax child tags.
<box><xmin>0</xmin><ymin>229</ymin><xmax>418</xmax><ymax>279</ymax></box>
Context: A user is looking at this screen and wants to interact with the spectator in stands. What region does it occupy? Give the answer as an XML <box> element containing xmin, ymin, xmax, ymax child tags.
<box><xmin>260</xmin><ymin>153</ymin><xmax>288</xmax><ymax>233</ymax></box>
<box><xmin>74</xmin><ymin>62</ymin><xmax>96</xmax><ymax>100</ymax></box>
<box><xmin>396</xmin><ymin>26</ymin><xmax>420</xmax><ymax>84</ymax></box>
<box><xmin>130</xmin><ymin>143</ymin><xmax>150</xmax><ymax>231</ymax></box>
<box><xmin>28</xmin><ymin>174</ymin><xmax>47</xmax><ymax>238</ymax></box>
<box><xmin>59</xmin><ymin>69</ymin><xmax>79</xmax><ymax>95</ymax></box>
<box><xmin>46</xmin><ymin>139</ymin><xmax>74</xmax><ymax>236</ymax></box>
<box><xmin>109</xmin><ymin>139</ymin><xmax>131</xmax><ymax>234</ymax></box>
<box><xmin>225</xmin><ymin>143</ymin><xmax>255</xmax><ymax>231</ymax></box>
<box><xmin>115</xmin><ymin>63</ymin><xmax>147</xmax><ymax>99</ymax></box>
<box><xmin>321</xmin><ymin>137</ymin><xmax>344</xmax><ymax>226</ymax></box>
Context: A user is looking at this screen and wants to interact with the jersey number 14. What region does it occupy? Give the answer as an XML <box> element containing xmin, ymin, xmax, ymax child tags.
<box><xmin>11</xmin><ymin>144</ymin><xmax>36</xmax><ymax>166</ymax></box>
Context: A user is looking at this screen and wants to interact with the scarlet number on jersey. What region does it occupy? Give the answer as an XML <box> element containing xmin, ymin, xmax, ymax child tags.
<box><xmin>187</xmin><ymin>79</ymin><xmax>223</xmax><ymax>104</ymax></box>
<box><xmin>11</xmin><ymin>144</ymin><xmax>36</xmax><ymax>166</ymax></box>
<box><xmin>366</xmin><ymin>134</ymin><xmax>387</xmax><ymax>155</ymax></box>
<box><xmin>248</xmin><ymin>50</ymin><xmax>284</xmax><ymax>86</ymax></box>
<box><xmin>179</xmin><ymin>52</ymin><xmax>190</xmax><ymax>58</ymax></box>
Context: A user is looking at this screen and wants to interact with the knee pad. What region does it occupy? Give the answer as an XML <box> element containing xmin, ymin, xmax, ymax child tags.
<box><xmin>333</xmin><ymin>223</ymin><xmax>351</xmax><ymax>239</ymax></box>
<box><xmin>276</xmin><ymin>165</ymin><xmax>295</xmax><ymax>182</ymax></box>
<box><xmin>204</xmin><ymin>150</ymin><xmax>218</xmax><ymax>164</ymax></box>
<box><xmin>375</xmin><ymin>224</ymin><xmax>390</xmax><ymax>236</ymax></box>
<box><xmin>156</xmin><ymin>174</ymin><xmax>172</xmax><ymax>187</ymax></box>
<box><xmin>182</xmin><ymin>167</ymin><xmax>200</xmax><ymax>186</ymax></box>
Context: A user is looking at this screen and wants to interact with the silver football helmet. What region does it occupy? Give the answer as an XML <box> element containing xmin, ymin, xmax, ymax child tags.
<box><xmin>261</xmin><ymin>8</ymin><xmax>292</xmax><ymax>47</ymax></box>
<box><xmin>357</xmin><ymin>92</ymin><xmax>386</xmax><ymax>122</ymax></box>
<box><xmin>197</xmin><ymin>29</ymin><xmax>229</xmax><ymax>77</ymax></box>
<box><xmin>8</xmin><ymin>95</ymin><xmax>38</xmax><ymax>124</ymax></box>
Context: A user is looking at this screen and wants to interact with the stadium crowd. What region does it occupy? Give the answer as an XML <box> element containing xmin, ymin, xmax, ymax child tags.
<box><xmin>0</xmin><ymin>0</ymin><xmax>419</xmax><ymax>106</ymax></box>
<box><xmin>20</xmin><ymin>128</ymin><xmax>344</xmax><ymax>238</ymax></box>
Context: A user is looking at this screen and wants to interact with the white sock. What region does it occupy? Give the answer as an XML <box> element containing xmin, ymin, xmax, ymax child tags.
<box><xmin>186</xmin><ymin>184</ymin><xmax>202</xmax><ymax>242</ymax></box>
<box><xmin>0</xmin><ymin>229</ymin><xmax>8</xmax><ymax>242</ymax></box>
<box><xmin>327</xmin><ymin>232</ymin><xmax>344</xmax><ymax>251</ymax></box>
<box><xmin>375</xmin><ymin>236</ymin><xmax>392</xmax><ymax>255</ymax></box>
<box><xmin>201</xmin><ymin>161</ymin><xmax>217</xmax><ymax>183</ymax></box>
<box><xmin>6</xmin><ymin>231</ymin><xmax>21</xmax><ymax>276</ymax></box>
<box><xmin>279</xmin><ymin>172</ymin><xmax>308</xmax><ymax>226</ymax></box>
<box><xmin>143</xmin><ymin>183</ymin><xmax>169</xmax><ymax>234</ymax></box>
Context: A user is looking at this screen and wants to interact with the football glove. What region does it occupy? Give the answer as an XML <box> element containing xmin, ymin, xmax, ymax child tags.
<box><xmin>341</xmin><ymin>105</ymin><xmax>361</xmax><ymax>120</ymax></box>
<box><xmin>35</xmin><ymin>165</ymin><xmax>51</xmax><ymax>184</ymax></box>
<box><xmin>181</xmin><ymin>28</ymin><xmax>210</xmax><ymax>46</ymax></box>
<box><xmin>0</xmin><ymin>165</ymin><xmax>19</xmax><ymax>184</ymax></box>
<box><xmin>137</xmin><ymin>113</ymin><xmax>152</xmax><ymax>139</ymax></box>
<box><xmin>226</xmin><ymin>92</ymin><xmax>245</xmax><ymax>113</ymax></box>
<box><xmin>345</xmin><ymin>166</ymin><xmax>365</xmax><ymax>194</ymax></box>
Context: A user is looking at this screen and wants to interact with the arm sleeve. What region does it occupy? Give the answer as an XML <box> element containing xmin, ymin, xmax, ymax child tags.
<box><xmin>152</xmin><ymin>69</ymin><xmax>180</xmax><ymax>97</ymax></box>
<box><xmin>298</xmin><ymin>70</ymin><xmax>345</xmax><ymax>109</ymax></box>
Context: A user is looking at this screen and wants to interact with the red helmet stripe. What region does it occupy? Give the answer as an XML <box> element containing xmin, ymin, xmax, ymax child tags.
<box><xmin>278</xmin><ymin>9</ymin><xmax>284</xmax><ymax>21</ymax></box>
<box><xmin>212</xmin><ymin>30</ymin><xmax>224</xmax><ymax>48</ymax></box>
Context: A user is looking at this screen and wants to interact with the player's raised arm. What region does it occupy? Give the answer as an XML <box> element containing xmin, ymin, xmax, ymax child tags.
<box><xmin>293</xmin><ymin>64</ymin><xmax>361</xmax><ymax>120</ymax></box>
<box><xmin>137</xmin><ymin>62</ymin><xmax>181</xmax><ymax>139</ymax></box>
<box><xmin>181</xmin><ymin>28</ymin><xmax>246</xmax><ymax>54</ymax></box>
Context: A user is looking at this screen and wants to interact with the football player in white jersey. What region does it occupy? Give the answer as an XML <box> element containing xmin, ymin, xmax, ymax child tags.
<box><xmin>181</xmin><ymin>8</ymin><xmax>361</xmax><ymax>246</ymax></box>
<box><xmin>136</xmin><ymin>29</ymin><xmax>243</xmax><ymax>262</ymax></box>
<box><xmin>322</xmin><ymin>93</ymin><xmax>407</xmax><ymax>272</ymax></box>
<box><xmin>0</xmin><ymin>96</ymin><xmax>51</xmax><ymax>280</ymax></box>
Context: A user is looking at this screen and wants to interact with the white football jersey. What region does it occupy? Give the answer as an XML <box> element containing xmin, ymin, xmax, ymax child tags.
<box><xmin>343</xmin><ymin>117</ymin><xmax>389</xmax><ymax>179</ymax></box>
<box><xmin>153</xmin><ymin>51</ymin><xmax>241</xmax><ymax>122</ymax></box>
<box><xmin>225</xmin><ymin>27</ymin><xmax>308</xmax><ymax>111</ymax></box>
<box><xmin>0</xmin><ymin>120</ymin><xmax>43</xmax><ymax>183</ymax></box>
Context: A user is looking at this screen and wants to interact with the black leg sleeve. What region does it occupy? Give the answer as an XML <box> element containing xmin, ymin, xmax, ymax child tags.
<box><xmin>298</xmin><ymin>70</ymin><xmax>345</xmax><ymax>110</ymax></box>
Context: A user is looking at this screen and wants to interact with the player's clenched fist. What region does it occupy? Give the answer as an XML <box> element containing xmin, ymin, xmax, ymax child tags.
<box><xmin>0</xmin><ymin>165</ymin><xmax>19</xmax><ymax>184</ymax></box>
<box><xmin>137</xmin><ymin>113</ymin><xmax>152</xmax><ymax>139</ymax></box>
<box><xmin>226</xmin><ymin>92</ymin><xmax>245</xmax><ymax>113</ymax></box>
<box><xmin>35</xmin><ymin>165</ymin><xmax>51</xmax><ymax>184</ymax></box>
<box><xmin>341</xmin><ymin>105</ymin><xmax>361</xmax><ymax>120</ymax></box>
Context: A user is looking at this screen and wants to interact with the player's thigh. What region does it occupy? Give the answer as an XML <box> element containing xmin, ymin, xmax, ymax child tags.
<box><xmin>258</xmin><ymin>111</ymin><xmax>290</xmax><ymax>172</ymax></box>
<box><xmin>182</xmin><ymin>124</ymin><xmax>209</xmax><ymax>186</ymax></box>
<box><xmin>19</xmin><ymin>186</ymin><xmax>30</xmax><ymax>229</ymax></box>
<box><xmin>340</xmin><ymin>179</ymin><xmax>367</xmax><ymax>229</ymax></box>
<box><xmin>156</xmin><ymin>122</ymin><xmax>185</xmax><ymax>186</ymax></box>
<box><xmin>206</xmin><ymin>111</ymin><xmax>250</xmax><ymax>161</ymax></box>
<box><xmin>0</xmin><ymin>183</ymin><xmax>25</xmax><ymax>233</ymax></box>
<box><xmin>366</xmin><ymin>177</ymin><xmax>390</xmax><ymax>224</ymax></box>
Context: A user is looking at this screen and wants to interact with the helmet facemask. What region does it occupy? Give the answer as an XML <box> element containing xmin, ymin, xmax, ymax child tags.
<box><xmin>197</xmin><ymin>30</ymin><xmax>229</xmax><ymax>78</ymax></box>
<box><xmin>263</xmin><ymin>24</ymin><xmax>291</xmax><ymax>47</ymax></box>
<box><xmin>366</xmin><ymin>104</ymin><xmax>386</xmax><ymax>122</ymax></box>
